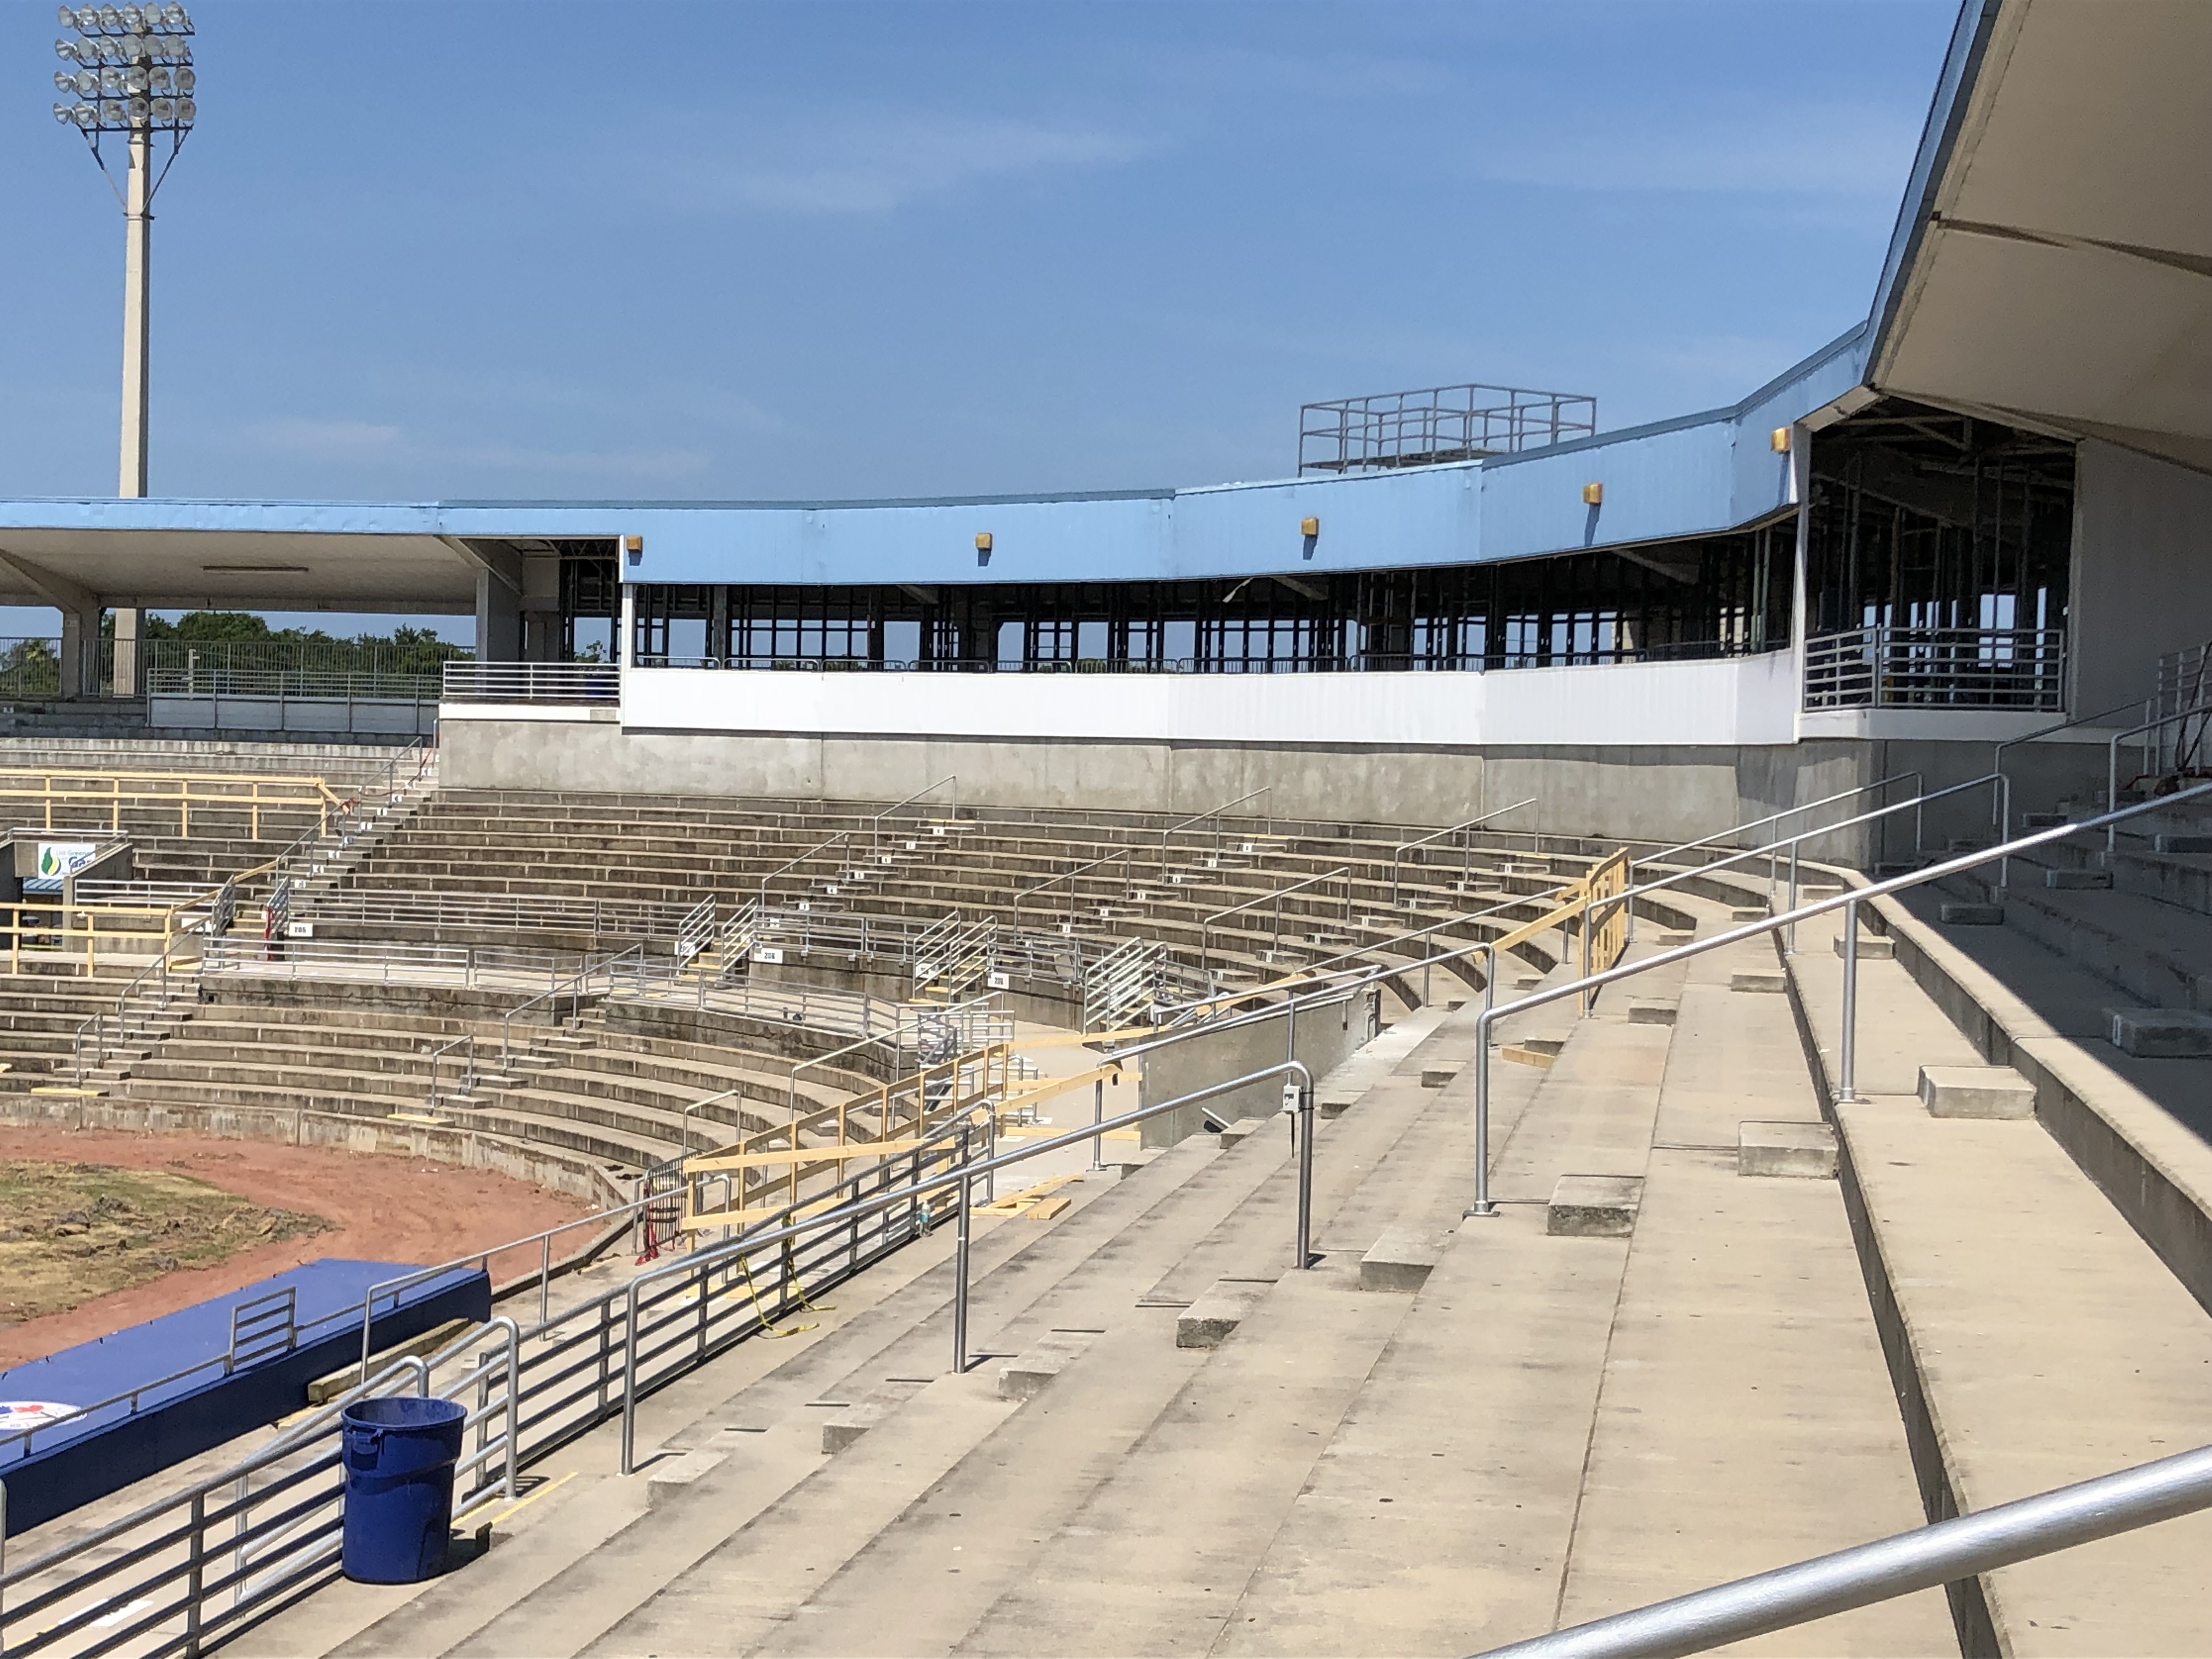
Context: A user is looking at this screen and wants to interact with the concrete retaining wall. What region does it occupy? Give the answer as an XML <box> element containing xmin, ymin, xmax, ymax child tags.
<box><xmin>1137</xmin><ymin>989</ymin><xmax>1369</xmax><ymax>1148</ymax></box>
<box><xmin>444</xmin><ymin>717</ymin><xmax>1916</xmax><ymax>848</ymax></box>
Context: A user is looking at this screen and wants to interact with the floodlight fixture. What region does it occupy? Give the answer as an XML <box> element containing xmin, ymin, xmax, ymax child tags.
<box><xmin>47</xmin><ymin>0</ymin><xmax>195</xmax><ymax>501</ymax></box>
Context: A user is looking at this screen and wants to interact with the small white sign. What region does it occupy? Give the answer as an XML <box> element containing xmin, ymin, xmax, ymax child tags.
<box><xmin>286</xmin><ymin>922</ymin><xmax>315</xmax><ymax>939</ymax></box>
<box><xmin>755</xmin><ymin>946</ymin><xmax>785</xmax><ymax>965</ymax></box>
<box><xmin>0</xmin><ymin>1400</ymin><xmax>78</xmax><ymax>1430</ymax></box>
<box><xmin>986</xmin><ymin>972</ymin><xmax>1011</xmax><ymax>990</ymax></box>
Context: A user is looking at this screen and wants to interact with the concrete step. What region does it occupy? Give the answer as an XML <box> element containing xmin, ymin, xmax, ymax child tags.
<box><xmin>1787</xmin><ymin>917</ymin><xmax>2212</xmax><ymax>1653</ymax></box>
<box><xmin>1226</xmin><ymin>926</ymin><xmax>1946</xmax><ymax>1655</ymax></box>
<box><xmin>1872</xmin><ymin>883</ymin><xmax>2212</xmax><ymax>1317</ymax></box>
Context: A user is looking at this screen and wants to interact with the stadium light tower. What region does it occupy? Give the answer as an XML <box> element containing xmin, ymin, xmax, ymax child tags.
<box><xmin>50</xmin><ymin>3</ymin><xmax>198</xmax><ymax>501</ymax></box>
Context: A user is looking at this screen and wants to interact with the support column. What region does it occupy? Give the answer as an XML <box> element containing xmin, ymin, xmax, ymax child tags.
<box><xmin>476</xmin><ymin>570</ymin><xmax>522</xmax><ymax>663</ymax></box>
<box><xmin>111</xmin><ymin>606</ymin><xmax>142</xmax><ymax>698</ymax></box>
<box><xmin>58</xmin><ymin>604</ymin><xmax>103</xmax><ymax>700</ymax></box>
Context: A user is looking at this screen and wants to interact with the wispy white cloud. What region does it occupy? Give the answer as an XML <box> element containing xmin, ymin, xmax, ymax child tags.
<box><xmin>250</xmin><ymin>418</ymin><xmax>404</xmax><ymax>459</ymax></box>
<box><xmin>644</xmin><ymin>107</ymin><xmax>1155</xmax><ymax>216</ymax></box>
<box><xmin>243</xmin><ymin>417</ymin><xmax>712</xmax><ymax>484</ymax></box>
<box><xmin>1640</xmin><ymin>333</ymin><xmax>1812</xmax><ymax>393</ymax></box>
<box><xmin>1473</xmin><ymin>102</ymin><xmax>1921</xmax><ymax>199</ymax></box>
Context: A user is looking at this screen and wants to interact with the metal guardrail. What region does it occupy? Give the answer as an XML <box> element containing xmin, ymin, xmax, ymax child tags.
<box><xmin>200</xmin><ymin>934</ymin><xmax>600</xmax><ymax>994</ymax></box>
<box><xmin>287</xmin><ymin>888</ymin><xmax>696</xmax><ymax>939</ymax></box>
<box><xmin>0</xmin><ymin>1321</ymin><xmax>518</xmax><ymax>1659</ymax></box>
<box><xmin>441</xmin><ymin>661</ymin><xmax>620</xmax><ymax>706</ymax></box>
<box><xmin>1159</xmin><ymin>786</ymin><xmax>1272</xmax><ymax>879</ymax></box>
<box><xmin>1462</xmin><ymin>781</ymin><xmax>2212</xmax><ymax>1218</ymax></box>
<box><xmin>146</xmin><ymin>666</ymin><xmax>441</xmax><ymax>702</ymax></box>
<box><xmin>1803</xmin><ymin>625</ymin><xmax>2066</xmax><ymax>712</ymax></box>
<box><xmin>1298</xmin><ymin>381</ymin><xmax>1596</xmax><ymax>475</ymax></box>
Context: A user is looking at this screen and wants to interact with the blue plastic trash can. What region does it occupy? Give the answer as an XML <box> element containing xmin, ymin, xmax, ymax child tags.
<box><xmin>340</xmin><ymin>1395</ymin><xmax>469</xmax><ymax>1583</ymax></box>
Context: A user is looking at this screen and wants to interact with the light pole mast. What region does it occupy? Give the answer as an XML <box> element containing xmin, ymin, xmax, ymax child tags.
<box><xmin>121</xmin><ymin>123</ymin><xmax>151</xmax><ymax>498</ymax></box>
<box><xmin>52</xmin><ymin>1</ymin><xmax>196</xmax><ymax>695</ymax></box>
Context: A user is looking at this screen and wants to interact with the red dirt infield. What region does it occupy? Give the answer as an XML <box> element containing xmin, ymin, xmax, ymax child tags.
<box><xmin>0</xmin><ymin>1126</ymin><xmax>597</xmax><ymax>1369</ymax></box>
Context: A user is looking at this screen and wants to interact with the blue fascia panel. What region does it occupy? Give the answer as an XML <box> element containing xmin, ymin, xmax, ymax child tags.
<box><xmin>0</xmin><ymin>498</ymin><xmax>445</xmax><ymax>537</ymax></box>
<box><xmin>0</xmin><ymin>324</ymin><xmax>1889</xmax><ymax>585</ymax></box>
<box><xmin>1474</xmin><ymin>417</ymin><xmax>1738</xmax><ymax>561</ymax></box>
<box><xmin>0</xmin><ymin>1259</ymin><xmax>489</xmax><ymax>1533</ymax></box>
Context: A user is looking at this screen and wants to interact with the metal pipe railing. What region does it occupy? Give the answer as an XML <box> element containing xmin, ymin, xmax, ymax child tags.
<box><xmin>1012</xmin><ymin>847</ymin><xmax>1136</xmax><ymax>934</ymax></box>
<box><xmin>1989</xmin><ymin>694</ymin><xmax>2146</xmax><ymax>839</ymax></box>
<box><xmin>758</xmin><ymin>828</ymin><xmax>850</xmax><ymax>911</ymax></box>
<box><xmin>1462</xmin><ymin>780</ymin><xmax>2212</xmax><ymax>1218</ymax></box>
<box><xmin>618</xmin><ymin>1054</ymin><xmax>1319</xmax><ymax>1471</ymax></box>
<box><xmin>1388</xmin><ymin>798</ymin><xmax>1538</xmax><ymax>906</ymax></box>
<box><xmin>1637</xmin><ymin>772</ymin><xmax>1923</xmax><ymax>876</ymax></box>
<box><xmin>1479</xmin><ymin>1442</ymin><xmax>2212</xmax><ymax>1659</ymax></box>
<box><xmin>1200</xmin><ymin>866</ymin><xmax>1351</xmax><ymax>983</ymax></box>
<box><xmin>2107</xmin><ymin>708</ymin><xmax>2212</xmax><ymax>852</ymax></box>
<box><xmin>1159</xmin><ymin>786</ymin><xmax>1272</xmax><ymax>879</ymax></box>
<box><xmin>871</xmin><ymin>774</ymin><xmax>957</xmax><ymax>857</ymax></box>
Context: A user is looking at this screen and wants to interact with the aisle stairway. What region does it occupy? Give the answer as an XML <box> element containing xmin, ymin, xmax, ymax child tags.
<box><xmin>222</xmin><ymin>879</ymin><xmax>1988</xmax><ymax>1658</ymax></box>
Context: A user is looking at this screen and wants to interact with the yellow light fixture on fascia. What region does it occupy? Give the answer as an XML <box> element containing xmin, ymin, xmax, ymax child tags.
<box><xmin>1770</xmin><ymin>426</ymin><xmax>1792</xmax><ymax>454</ymax></box>
<box><xmin>1581</xmin><ymin>482</ymin><xmax>1603</xmax><ymax>506</ymax></box>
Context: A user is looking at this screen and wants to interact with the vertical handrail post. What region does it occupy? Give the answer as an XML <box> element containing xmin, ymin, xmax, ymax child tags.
<box><xmin>1090</xmin><ymin>1076</ymin><xmax>1104</xmax><ymax>1171</ymax></box>
<box><xmin>1293</xmin><ymin>1082</ymin><xmax>1314</xmax><ymax>1269</ymax></box>
<box><xmin>1467</xmin><ymin>1006</ymin><xmax>1498</xmax><ymax>1217</ymax></box>
<box><xmin>952</xmin><ymin>1133</ymin><xmax>972</xmax><ymax>1375</ymax></box>
<box><xmin>1837</xmin><ymin>898</ymin><xmax>1861</xmax><ymax>1105</ymax></box>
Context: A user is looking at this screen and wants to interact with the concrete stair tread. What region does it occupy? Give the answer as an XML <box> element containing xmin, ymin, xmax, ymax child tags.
<box><xmin>1790</xmin><ymin>933</ymin><xmax>2212</xmax><ymax>1651</ymax></box>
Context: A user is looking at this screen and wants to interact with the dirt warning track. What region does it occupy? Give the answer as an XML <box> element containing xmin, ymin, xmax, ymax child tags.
<box><xmin>0</xmin><ymin>1126</ymin><xmax>595</xmax><ymax>1369</ymax></box>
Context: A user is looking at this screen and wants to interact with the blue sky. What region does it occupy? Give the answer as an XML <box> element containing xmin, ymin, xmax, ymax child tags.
<box><xmin>0</xmin><ymin>0</ymin><xmax>1958</xmax><ymax>635</ymax></box>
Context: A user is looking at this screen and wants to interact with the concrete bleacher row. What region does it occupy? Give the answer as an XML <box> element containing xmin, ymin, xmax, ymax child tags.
<box><xmin>179</xmin><ymin>804</ymin><xmax>2212</xmax><ymax>1657</ymax></box>
<box><xmin>14</xmin><ymin>761</ymin><xmax>2212</xmax><ymax>1651</ymax></box>
<box><xmin>304</xmin><ymin>788</ymin><xmax>1764</xmax><ymax>1005</ymax></box>
<box><xmin>9</xmin><ymin>778</ymin><xmax>1790</xmax><ymax>1197</ymax></box>
<box><xmin>206</xmin><ymin>873</ymin><xmax>1963</xmax><ymax>1657</ymax></box>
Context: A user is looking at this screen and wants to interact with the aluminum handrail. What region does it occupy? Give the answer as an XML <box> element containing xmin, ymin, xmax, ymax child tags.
<box><xmin>1159</xmin><ymin>786</ymin><xmax>1272</xmax><ymax>876</ymax></box>
<box><xmin>2107</xmin><ymin>707</ymin><xmax>2212</xmax><ymax>851</ymax></box>
<box><xmin>1639</xmin><ymin>772</ymin><xmax>1922</xmax><ymax>871</ymax></box>
<box><xmin>1388</xmin><ymin>797</ymin><xmax>1538</xmax><ymax>905</ymax></box>
<box><xmin>357</xmin><ymin>1197</ymin><xmax>656</xmax><ymax>1378</ymax></box>
<box><xmin>1479</xmin><ymin>1442</ymin><xmax>2212</xmax><ymax>1658</ymax></box>
<box><xmin>2</xmin><ymin>1322</ymin><xmax>519</xmax><ymax>1659</ymax></box>
<box><xmin>1461</xmin><ymin>780</ymin><xmax>2212</xmax><ymax>1219</ymax></box>
<box><xmin>758</xmin><ymin>827</ymin><xmax>851</xmax><ymax>910</ymax></box>
<box><xmin>619</xmin><ymin>1054</ymin><xmax>1321</xmax><ymax>1472</ymax></box>
<box><xmin>1989</xmin><ymin>693</ymin><xmax>2147</xmax><ymax>837</ymax></box>
<box><xmin>1613</xmin><ymin>772</ymin><xmax>2001</xmax><ymax>912</ymax></box>
<box><xmin>1012</xmin><ymin>847</ymin><xmax>1136</xmax><ymax>934</ymax></box>
<box><xmin>871</xmin><ymin>774</ymin><xmax>957</xmax><ymax>856</ymax></box>
<box><xmin>499</xmin><ymin>945</ymin><xmax>639</xmax><ymax>1067</ymax></box>
<box><xmin>1200</xmin><ymin>866</ymin><xmax>1351</xmax><ymax>974</ymax></box>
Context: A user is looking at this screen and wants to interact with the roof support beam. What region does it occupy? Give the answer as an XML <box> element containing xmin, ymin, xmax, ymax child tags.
<box><xmin>0</xmin><ymin>548</ymin><xmax>99</xmax><ymax>614</ymax></box>
<box><xmin>438</xmin><ymin>535</ymin><xmax>523</xmax><ymax>593</ymax></box>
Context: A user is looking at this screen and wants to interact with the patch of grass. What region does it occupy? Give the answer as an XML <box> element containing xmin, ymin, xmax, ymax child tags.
<box><xmin>0</xmin><ymin>1161</ymin><xmax>330</xmax><ymax>1327</ymax></box>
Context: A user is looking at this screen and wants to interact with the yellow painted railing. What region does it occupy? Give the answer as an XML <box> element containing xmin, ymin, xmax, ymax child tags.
<box><xmin>0</xmin><ymin>768</ymin><xmax>342</xmax><ymax>840</ymax></box>
<box><xmin>680</xmin><ymin>1042</ymin><xmax>1018</xmax><ymax>1229</ymax></box>
<box><xmin>5</xmin><ymin>897</ymin><xmax>216</xmax><ymax>974</ymax></box>
<box><xmin>1180</xmin><ymin>844</ymin><xmax>1636</xmax><ymax>1018</ymax></box>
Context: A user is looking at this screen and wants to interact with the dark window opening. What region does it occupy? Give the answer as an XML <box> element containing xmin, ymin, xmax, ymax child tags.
<box><xmin>628</xmin><ymin>531</ymin><xmax>1795</xmax><ymax>676</ymax></box>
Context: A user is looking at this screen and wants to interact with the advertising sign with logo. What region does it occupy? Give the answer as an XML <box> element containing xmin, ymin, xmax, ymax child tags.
<box><xmin>36</xmin><ymin>842</ymin><xmax>99</xmax><ymax>881</ymax></box>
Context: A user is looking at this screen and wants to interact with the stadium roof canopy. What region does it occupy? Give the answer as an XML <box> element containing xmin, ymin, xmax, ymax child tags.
<box><xmin>0</xmin><ymin>0</ymin><xmax>2205</xmax><ymax>613</ymax></box>
<box><xmin>1864</xmin><ymin>0</ymin><xmax>2212</xmax><ymax>471</ymax></box>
